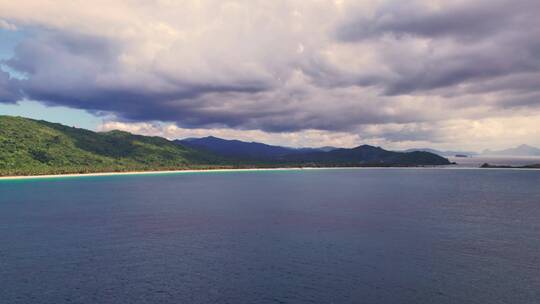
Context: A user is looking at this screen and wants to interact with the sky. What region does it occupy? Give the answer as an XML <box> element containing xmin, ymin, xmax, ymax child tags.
<box><xmin>0</xmin><ymin>0</ymin><xmax>539</xmax><ymax>151</ymax></box>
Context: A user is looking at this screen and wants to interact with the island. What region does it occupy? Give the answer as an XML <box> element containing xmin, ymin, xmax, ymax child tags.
<box><xmin>0</xmin><ymin>115</ymin><xmax>452</xmax><ymax>177</ymax></box>
<box><xmin>480</xmin><ymin>163</ymin><xmax>540</xmax><ymax>169</ymax></box>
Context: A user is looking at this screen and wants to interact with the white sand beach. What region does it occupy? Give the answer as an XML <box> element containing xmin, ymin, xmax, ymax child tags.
<box><xmin>2</xmin><ymin>165</ymin><xmax>538</xmax><ymax>181</ymax></box>
<box><xmin>0</xmin><ymin>167</ymin><xmax>332</xmax><ymax>180</ymax></box>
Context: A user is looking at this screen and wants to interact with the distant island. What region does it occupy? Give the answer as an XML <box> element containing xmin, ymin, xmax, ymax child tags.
<box><xmin>405</xmin><ymin>145</ymin><xmax>540</xmax><ymax>159</ymax></box>
<box><xmin>480</xmin><ymin>163</ymin><xmax>540</xmax><ymax>169</ymax></box>
<box><xmin>0</xmin><ymin>116</ymin><xmax>452</xmax><ymax>177</ymax></box>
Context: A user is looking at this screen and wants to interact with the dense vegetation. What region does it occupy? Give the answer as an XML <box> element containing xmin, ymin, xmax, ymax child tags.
<box><xmin>0</xmin><ymin>115</ymin><xmax>451</xmax><ymax>176</ymax></box>
<box><xmin>0</xmin><ymin>116</ymin><xmax>227</xmax><ymax>176</ymax></box>
<box><xmin>277</xmin><ymin>145</ymin><xmax>450</xmax><ymax>166</ymax></box>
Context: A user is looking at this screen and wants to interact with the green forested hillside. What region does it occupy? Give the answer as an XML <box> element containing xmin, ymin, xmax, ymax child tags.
<box><xmin>281</xmin><ymin>145</ymin><xmax>451</xmax><ymax>166</ymax></box>
<box><xmin>0</xmin><ymin>116</ymin><xmax>226</xmax><ymax>176</ymax></box>
<box><xmin>0</xmin><ymin>115</ymin><xmax>452</xmax><ymax>176</ymax></box>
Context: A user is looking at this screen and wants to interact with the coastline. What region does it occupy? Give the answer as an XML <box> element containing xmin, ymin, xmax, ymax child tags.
<box><xmin>2</xmin><ymin>165</ymin><xmax>540</xmax><ymax>181</ymax></box>
<box><xmin>0</xmin><ymin>167</ymin><xmax>307</xmax><ymax>180</ymax></box>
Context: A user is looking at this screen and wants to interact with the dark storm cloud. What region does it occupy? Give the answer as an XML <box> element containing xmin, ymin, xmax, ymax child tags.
<box><xmin>0</xmin><ymin>69</ymin><xmax>21</xmax><ymax>103</ymax></box>
<box><xmin>3</xmin><ymin>29</ymin><xmax>416</xmax><ymax>132</ymax></box>
<box><xmin>1</xmin><ymin>0</ymin><xmax>540</xmax><ymax>138</ymax></box>
<box><xmin>336</xmin><ymin>0</ymin><xmax>539</xmax><ymax>42</ymax></box>
<box><xmin>382</xmin><ymin>43</ymin><xmax>540</xmax><ymax>96</ymax></box>
<box><xmin>334</xmin><ymin>0</ymin><xmax>540</xmax><ymax>96</ymax></box>
<box><xmin>3</xmin><ymin>30</ymin><xmax>273</xmax><ymax>127</ymax></box>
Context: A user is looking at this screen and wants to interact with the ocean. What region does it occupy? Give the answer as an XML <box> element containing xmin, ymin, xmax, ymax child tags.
<box><xmin>1</xmin><ymin>168</ymin><xmax>539</xmax><ymax>303</ymax></box>
<box><xmin>447</xmin><ymin>155</ymin><xmax>540</xmax><ymax>168</ymax></box>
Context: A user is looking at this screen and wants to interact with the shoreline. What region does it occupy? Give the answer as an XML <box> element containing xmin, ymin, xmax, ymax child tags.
<box><xmin>0</xmin><ymin>167</ymin><xmax>357</xmax><ymax>180</ymax></box>
<box><xmin>1</xmin><ymin>165</ymin><xmax>539</xmax><ymax>181</ymax></box>
<box><xmin>0</xmin><ymin>167</ymin><xmax>302</xmax><ymax>180</ymax></box>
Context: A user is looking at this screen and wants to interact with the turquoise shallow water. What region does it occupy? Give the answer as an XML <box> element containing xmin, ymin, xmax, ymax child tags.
<box><xmin>1</xmin><ymin>168</ymin><xmax>539</xmax><ymax>303</ymax></box>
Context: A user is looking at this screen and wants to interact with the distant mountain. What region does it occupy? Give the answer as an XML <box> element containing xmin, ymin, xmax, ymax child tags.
<box><xmin>280</xmin><ymin>145</ymin><xmax>451</xmax><ymax>166</ymax></box>
<box><xmin>482</xmin><ymin>144</ymin><xmax>540</xmax><ymax>156</ymax></box>
<box><xmin>176</xmin><ymin>137</ymin><xmax>449</xmax><ymax>166</ymax></box>
<box><xmin>176</xmin><ymin>136</ymin><xmax>328</xmax><ymax>160</ymax></box>
<box><xmin>318</xmin><ymin>146</ymin><xmax>338</xmax><ymax>152</ymax></box>
<box><xmin>403</xmin><ymin>148</ymin><xmax>477</xmax><ymax>157</ymax></box>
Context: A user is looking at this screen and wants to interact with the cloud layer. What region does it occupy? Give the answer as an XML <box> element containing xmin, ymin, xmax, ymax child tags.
<box><xmin>1</xmin><ymin>0</ymin><xmax>539</xmax><ymax>149</ymax></box>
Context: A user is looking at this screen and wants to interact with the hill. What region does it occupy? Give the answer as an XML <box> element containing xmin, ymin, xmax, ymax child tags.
<box><xmin>403</xmin><ymin>148</ymin><xmax>477</xmax><ymax>157</ymax></box>
<box><xmin>177</xmin><ymin>136</ymin><xmax>450</xmax><ymax>166</ymax></box>
<box><xmin>177</xmin><ymin>136</ymin><xmax>326</xmax><ymax>160</ymax></box>
<box><xmin>0</xmin><ymin>116</ymin><xmax>225</xmax><ymax>176</ymax></box>
<box><xmin>0</xmin><ymin>116</ymin><xmax>452</xmax><ymax>176</ymax></box>
<box><xmin>281</xmin><ymin>145</ymin><xmax>451</xmax><ymax>166</ymax></box>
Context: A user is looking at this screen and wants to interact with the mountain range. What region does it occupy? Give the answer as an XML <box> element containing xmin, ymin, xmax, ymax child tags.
<box><xmin>279</xmin><ymin>145</ymin><xmax>451</xmax><ymax>166</ymax></box>
<box><xmin>178</xmin><ymin>136</ymin><xmax>450</xmax><ymax>166</ymax></box>
<box><xmin>177</xmin><ymin>136</ymin><xmax>331</xmax><ymax>160</ymax></box>
<box><xmin>0</xmin><ymin>116</ymin><xmax>451</xmax><ymax>176</ymax></box>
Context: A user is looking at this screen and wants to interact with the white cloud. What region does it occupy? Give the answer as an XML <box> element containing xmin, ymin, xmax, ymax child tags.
<box><xmin>97</xmin><ymin>120</ymin><xmax>362</xmax><ymax>148</ymax></box>
<box><xmin>0</xmin><ymin>19</ymin><xmax>17</xmax><ymax>31</ymax></box>
<box><xmin>1</xmin><ymin>1</ymin><xmax>539</xmax><ymax>150</ymax></box>
<box><xmin>99</xmin><ymin>109</ymin><xmax>540</xmax><ymax>151</ymax></box>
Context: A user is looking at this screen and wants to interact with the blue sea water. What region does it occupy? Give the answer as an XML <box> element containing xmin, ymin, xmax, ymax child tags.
<box><xmin>1</xmin><ymin>168</ymin><xmax>539</xmax><ymax>304</ymax></box>
<box><xmin>447</xmin><ymin>155</ymin><xmax>540</xmax><ymax>168</ymax></box>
